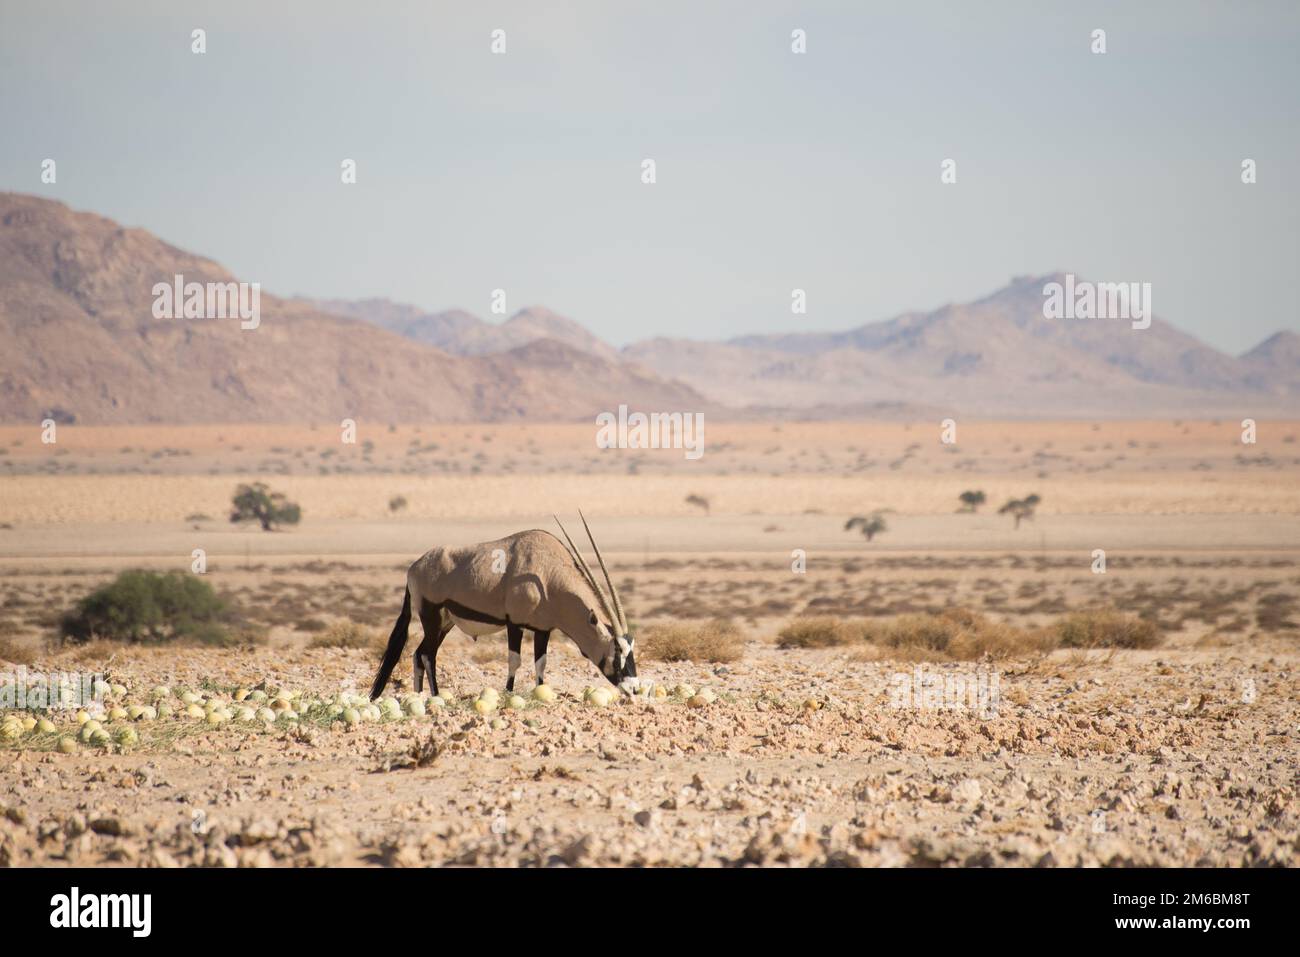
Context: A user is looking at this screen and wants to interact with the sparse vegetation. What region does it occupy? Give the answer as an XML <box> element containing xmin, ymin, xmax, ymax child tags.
<box><xmin>777</xmin><ymin>617</ymin><xmax>868</xmax><ymax>648</ymax></box>
<box><xmin>862</xmin><ymin>608</ymin><xmax>1053</xmax><ymax>659</ymax></box>
<box><xmin>639</xmin><ymin>618</ymin><xmax>743</xmax><ymax>662</ymax></box>
<box><xmin>1255</xmin><ymin>593</ymin><xmax>1297</xmax><ymax>632</ymax></box>
<box><xmin>230</xmin><ymin>482</ymin><xmax>301</xmax><ymax>531</ymax></box>
<box><xmin>0</xmin><ymin>635</ymin><xmax>36</xmax><ymax>665</ymax></box>
<box><xmin>1055</xmin><ymin>609</ymin><xmax>1162</xmax><ymax>649</ymax></box>
<box><xmin>308</xmin><ymin>619</ymin><xmax>382</xmax><ymax>651</ymax></box>
<box><xmin>958</xmin><ymin>490</ymin><xmax>986</xmax><ymax>512</ymax></box>
<box><xmin>777</xmin><ymin>607</ymin><xmax>1161</xmax><ymax>659</ymax></box>
<box><xmin>388</xmin><ymin>495</ymin><xmax>408</xmax><ymax>513</ymax></box>
<box><xmin>58</xmin><ymin>571</ymin><xmax>242</xmax><ymax>646</ymax></box>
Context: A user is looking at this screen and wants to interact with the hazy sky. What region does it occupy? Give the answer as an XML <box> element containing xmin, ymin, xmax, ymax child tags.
<box><xmin>2</xmin><ymin>0</ymin><xmax>1298</xmax><ymax>353</ymax></box>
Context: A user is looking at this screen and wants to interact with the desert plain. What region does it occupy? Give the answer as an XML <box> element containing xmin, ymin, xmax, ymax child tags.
<box><xmin>0</xmin><ymin>419</ymin><xmax>1297</xmax><ymax>867</ymax></box>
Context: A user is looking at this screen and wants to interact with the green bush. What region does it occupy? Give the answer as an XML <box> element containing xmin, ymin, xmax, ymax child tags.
<box><xmin>59</xmin><ymin>571</ymin><xmax>239</xmax><ymax>645</ymax></box>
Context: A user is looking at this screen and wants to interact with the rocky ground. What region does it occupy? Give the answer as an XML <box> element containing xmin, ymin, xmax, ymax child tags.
<box><xmin>2</xmin><ymin>631</ymin><xmax>1296</xmax><ymax>867</ymax></box>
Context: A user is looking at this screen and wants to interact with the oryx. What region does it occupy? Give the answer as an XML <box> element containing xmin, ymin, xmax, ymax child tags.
<box><xmin>369</xmin><ymin>514</ymin><xmax>637</xmax><ymax>701</ymax></box>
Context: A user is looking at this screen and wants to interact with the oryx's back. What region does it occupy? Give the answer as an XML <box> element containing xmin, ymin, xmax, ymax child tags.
<box><xmin>407</xmin><ymin>529</ymin><xmax>591</xmax><ymax>631</ymax></box>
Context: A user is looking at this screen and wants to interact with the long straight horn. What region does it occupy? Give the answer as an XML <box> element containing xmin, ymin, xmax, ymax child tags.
<box><xmin>579</xmin><ymin>510</ymin><xmax>626</xmax><ymax>634</ymax></box>
<box><xmin>554</xmin><ymin>515</ymin><xmax>617</xmax><ymax>626</ymax></box>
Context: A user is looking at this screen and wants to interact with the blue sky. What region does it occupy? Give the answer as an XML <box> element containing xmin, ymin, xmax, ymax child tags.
<box><xmin>2</xmin><ymin>0</ymin><xmax>1297</xmax><ymax>353</ymax></box>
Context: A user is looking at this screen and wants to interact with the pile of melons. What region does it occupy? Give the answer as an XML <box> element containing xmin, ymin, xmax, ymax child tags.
<box><xmin>1</xmin><ymin>670</ymin><xmax>725</xmax><ymax>753</ymax></box>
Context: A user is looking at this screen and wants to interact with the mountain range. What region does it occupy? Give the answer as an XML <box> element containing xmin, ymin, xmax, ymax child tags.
<box><xmin>0</xmin><ymin>194</ymin><xmax>710</xmax><ymax>424</ymax></box>
<box><xmin>1</xmin><ymin>192</ymin><xmax>1294</xmax><ymax>424</ymax></box>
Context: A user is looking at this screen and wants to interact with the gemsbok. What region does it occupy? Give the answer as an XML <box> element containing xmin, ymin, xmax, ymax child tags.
<box><xmin>369</xmin><ymin>514</ymin><xmax>637</xmax><ymax>700</ymax></box>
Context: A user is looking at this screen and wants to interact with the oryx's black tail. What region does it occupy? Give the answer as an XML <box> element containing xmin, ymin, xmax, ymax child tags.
<box><xmin>370</xmin><ymin>586</ymin><xmax>412</xmax><ymax>700</ymax></box>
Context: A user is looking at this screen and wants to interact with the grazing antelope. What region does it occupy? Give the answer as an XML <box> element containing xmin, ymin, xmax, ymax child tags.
<box><xmin>369</xmin><ymin>514</ymin><xmax>637</xmax><ymax>701</ymax></box>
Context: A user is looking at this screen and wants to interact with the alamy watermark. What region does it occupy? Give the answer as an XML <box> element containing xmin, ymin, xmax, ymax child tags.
<box><xmin>1042</xmin><ymin>273</ymin><xmax>1151</xmax><ymax>330</ymax></box>
<box><xmin>888</xmin><ymin>665</ymin><xmax>1000</xmax><ymax>718</ymax></box>
<box><xmin>596</xmin><ymin>404</ymin><xmax>705</xmax><ymax>460</ymax></box>
<box><xmin>152</xmin><ymin>274</ymin><xmax>260</xmax><ymax>330</ymax></box>
<box><xmin>49</xmin><ymin>886</ymin><xmax>151</xmax><ymax>937</ymax></box>
<box><xmin>0</xmin><ymin>667</ymin><xmax>104</xmax><ymax>710</ymax></box>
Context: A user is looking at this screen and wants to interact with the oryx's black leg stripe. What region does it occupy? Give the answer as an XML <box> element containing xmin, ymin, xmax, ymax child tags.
<box><xmin>533</xmin><ymin>629</ymin><xmax>550</xmax><ymax>684</ymax></box>
<box><xmin>506</xmin><ymin>623</ymin><xmax>524</xmax><ymax>692</ymax></box>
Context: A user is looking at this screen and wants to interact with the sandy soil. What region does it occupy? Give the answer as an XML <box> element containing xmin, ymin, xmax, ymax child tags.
<box><xmin>1</xmin><ymin>420</ymin><xmax>1297</xmax><ymax>867</ymax></box>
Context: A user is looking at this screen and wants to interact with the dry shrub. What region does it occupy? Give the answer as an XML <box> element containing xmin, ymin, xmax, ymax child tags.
<box><xmin>640</xmin><ymin>618</ymin><xmax>744</xmax><ymax>663</ymax></box>
<box><xmin>470</xmin><ymin>641</ymin><xmax>500</xmax><ymax>664</ymax></box>
<box><xmin>0</xmin><ymin>635</ymin><xmax>37</xmax><ymax>665</ymax></box>
<box><xmin>776</xmin><ymin>617</ymin><xmax>867</xmax><ymax>648</ymax></box>
<box><xmin>1055</xmin><ymin>609</ymin><xmax>1162</xmax><ymax>649</ymax></box>
<box><xmin>863</xmin><ymin>608</ymin><xmax>1053</xmax><ymax>660</ymax></box>
<box><xmin>781</xmin><ymin>608</ymin><xmax>1161</xmax><ymax>659</ymax></box>
<box><xmin>1255</xmin><ymin>593</ymin><xmax>1297</xmax><ymax>632</ymax></box>
<box><xmin>309</xmin><ymin>619</ymin><xmax>382</xmax><ymax>651</ymax></box>
<box><xmin>48</xmin><ymin>638</ymin><xmax>123</xmax><ymax>666</ymax></box>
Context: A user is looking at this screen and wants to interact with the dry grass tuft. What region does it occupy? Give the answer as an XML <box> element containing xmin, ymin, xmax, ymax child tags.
<box><xmin>863</xmin><ymin>608</ymin><xmax>1055</xmax><ymax>660</ymax></box>
<box><xmin>470</xmin><ymin>642</ymin><xmax>500</xmax><ymax>664</ymax></box>
<box><xmin>309</xmin><ymin>619</ymin><xmax>384</xmax><ymax>651</ymax></box>
<box><xmin>0</xmin><ymin>635</ymin><xmax>37</xmax><ymax>665</ymax></box>
<box><xmin>1055</xmin><ymin>609</ymin><xmax>1162</xmax><ymax>649</ymax></box>
<box><xmin>776</xmin><ymin>617</ymin><xmax>868</xmax><ymax>648</ymax></box>
<box><xmin>640</xmin><ymin>619</ymin><xmax>744</xmax><ymax>663</ymax></box>
<box><xmin>780</xmin><ymin>607</ymin><xmax>1156</xmax><ymax>660</ymax></box>
<box><xmin>49</xmin><ymin>638</ymin><xmax>126</xmax><ymax>666</ymax></box>
<box><xmin>1255</xmin><ymin>593</ymin><xmax>1298</xmax><ymax>633</ymax></box>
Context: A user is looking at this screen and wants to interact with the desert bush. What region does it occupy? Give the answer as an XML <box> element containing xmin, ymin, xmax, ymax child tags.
<box><xmin>958</xmin><ymin>490</ymin><xmax>986</xmax><ymax>512</ymax></box>
<box><xmin>1055</xmin><ymin>609</ymin><xmax>1162</xmax><ymax>649</ymax></box>
<box><xmin>863</xmin><ymin>608</ymin><xmax>1053</xmax><ymax>659</ymax></box>
<box><xmin>388</xmin><ymin>495</ymin><xmax>408</xmax><ymax>513</ymax></box>
<box><xmin>230</xmin><ymin>482</ymin><xmax>301</xmax><ymax>531</ymax></box>
<box><xmin>640</xmin><ymin>618</ymin><xmax>743</xmax><ymax>663</ymax></box>
<box><xmin>0</xmin><ymin>635</ymin><xmax>36</xmax><ymax>665</ymax></box>
<box><xmin>776</xmin><ymin>617</ymin><xmax>869</xmax><ymax>648</ymax></box>
<box><xmin>58</xmin><ymin>571</ymin><xmax>239</xmax><ymax>646</ymax></box>
<box><xmin>1255</xmin><ymin>592</ymin><xmax>1297</xmax><ymax>632</ymax></box>
<box><xmin>778</xmin><ymin>609</ymin><xmax>1081</xmax><ymax>660</ymax></box>
<box><xmin>470</xmin><ymin>642</ymin><xmax>500</xmax><ymax>664</ymax></box>
<box><xmin>308</xmin><ymin>619</ymin><xmax>382</xmax><ymax>651</ymax></box>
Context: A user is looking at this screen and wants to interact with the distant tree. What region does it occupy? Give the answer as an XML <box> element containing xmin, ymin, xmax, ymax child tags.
<box><xmin>845</xmin><ymin>512</ymin><xmax>889</xmax><ymax>542</ymax></box>
<box><xmin>685</xmin><ymin>494</ymin><xmax>710</xmax><ymax>515</ymax></box>
<box><xmin>230</xmin><ymin>482</ymin><xmax>301</xmax><ymax>531</ymax></box>
<box><xmin>998</xmin><ymin>493</ymin><xmax>1041</xmax><ymax>529</ymax></box>
<box><xmin>958</xmin><ymin>490</ymin><xmax>987</xmax><ymax>512</ymax></box>
<box><xmin>388</xmin><ymin>495</ymin><xmax>408</xmax><ymax>513</ymax></box>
